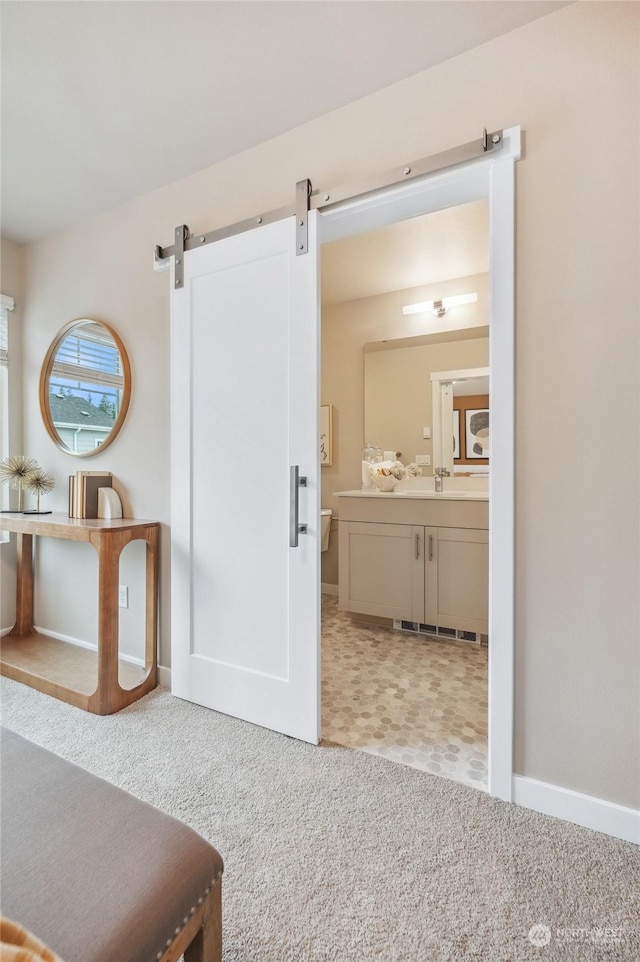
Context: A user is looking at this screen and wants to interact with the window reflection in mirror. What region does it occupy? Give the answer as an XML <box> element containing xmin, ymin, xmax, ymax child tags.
<box><xmin>40</xmin><ymin>319</ymin><xmax>131</xmax><ymax>456</ymax></box>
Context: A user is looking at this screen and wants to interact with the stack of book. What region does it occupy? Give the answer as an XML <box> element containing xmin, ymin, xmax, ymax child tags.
<box><xmin>68</xmin><ymin>471</ymin><xmax>112</xmax><ymax>519</ymax></box>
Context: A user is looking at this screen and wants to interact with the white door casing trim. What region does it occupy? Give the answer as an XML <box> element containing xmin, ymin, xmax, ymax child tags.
<box><xmin>319</xmin><ymin>126</ymin><xmax>521</xmax><ymax>801</ymax></box>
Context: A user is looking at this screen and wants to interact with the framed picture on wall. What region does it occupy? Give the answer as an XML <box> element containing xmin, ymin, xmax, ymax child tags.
<box><xmin>452</xmin><ymin>409</ymin><xmax>461</xmax><ymax>460</ymax></box>
<box><xmin>465</xmin><ymin>408</ymin><xmax>489</xmax><ymax>459</ymax></box>
<box><xmin>320</xmin><ymin>404</ymin><xmax>333</xmax><ymax>466</ymax></box>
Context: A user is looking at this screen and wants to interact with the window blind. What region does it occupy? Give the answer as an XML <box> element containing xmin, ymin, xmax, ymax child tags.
<box><xmin>51</xmin><ymin>327</ymin><xmax>124</xmax><ymax>390</ymax></box>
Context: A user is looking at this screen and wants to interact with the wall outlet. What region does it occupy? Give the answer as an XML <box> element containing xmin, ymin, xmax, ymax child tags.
<box><xmin>422</xmin><ymin>426</ymin><xmax>431</xmax><ymax>439</ymax></box>
<box><xmin>415</xmin><ymin>454</ymin><xmax>431</xmax><ymax>466</ymax></box>
<box><xmin>119</xmin><ymin>585</ymin><xmax>129</xmax><ymax>608</ymax></box>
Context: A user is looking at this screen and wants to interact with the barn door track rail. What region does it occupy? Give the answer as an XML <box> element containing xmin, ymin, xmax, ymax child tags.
<box><xmin>155</xmin><ymin>128</ymin><xmax>503</xmax><ymax>289</ymax></box>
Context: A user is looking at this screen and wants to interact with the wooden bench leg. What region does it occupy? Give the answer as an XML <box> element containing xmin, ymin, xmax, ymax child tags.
<box><xmin>185</xmin><ymin>881</ymin><xmax>222</xmax><ymax>962</ymax></box>
<box><xmin>159</xmin><ymin>879</ymin><xmax>222</xmax><ymax>962</ymax></box>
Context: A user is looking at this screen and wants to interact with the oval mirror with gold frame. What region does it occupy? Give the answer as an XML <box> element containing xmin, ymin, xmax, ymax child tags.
<box><xmin>40</xmin><ymin>318</ymin><xmax>131</xmax><ymax>457</ymax></box>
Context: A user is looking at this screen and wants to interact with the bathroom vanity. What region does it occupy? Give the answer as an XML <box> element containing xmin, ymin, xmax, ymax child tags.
<box><xmin>335</xmin><ymin>490</ymin><xmax>488</xmax><ymax>640</ymax></box>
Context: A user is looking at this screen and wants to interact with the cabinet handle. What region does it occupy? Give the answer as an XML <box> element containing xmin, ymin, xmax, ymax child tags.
<box><xmin>428</xmin><ymin>534</ymin><xmax>434</xmax><ymax>561</ymax></box>
<box><xmin>415</xmin><ymin>533</ymin><xmax>420</xmax><ymax>560</ymax></box>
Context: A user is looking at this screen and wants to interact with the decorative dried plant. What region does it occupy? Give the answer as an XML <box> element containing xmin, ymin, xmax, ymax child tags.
<box><xmin>0</xmin><ymin>456</ymin><xmax>41</xmax><ymax>511</ymax></box>
<box><xmin>24</xmin><ymin>468</ymin><xmax>55</xmax><ymax>514</ymax></box>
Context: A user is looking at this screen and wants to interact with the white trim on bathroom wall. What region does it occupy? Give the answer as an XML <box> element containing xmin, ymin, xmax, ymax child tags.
<box><xmin>513</xmin><ymin>775</ymin><xmax>640</xmax><ymax>845</ymax></box>
<box><xmin>321</xmin><ymin>583</ymin><xmax>339</xmax><ymax>597</ymax></box>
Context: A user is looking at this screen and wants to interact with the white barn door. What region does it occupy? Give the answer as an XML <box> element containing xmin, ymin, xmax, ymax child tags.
<box><xmin>170</xmin><ymin>214</ymin><xmax>320</xmax><ymax>743</ymax></box>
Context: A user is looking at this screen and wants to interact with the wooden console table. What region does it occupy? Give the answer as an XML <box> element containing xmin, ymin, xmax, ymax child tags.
<box><xmin>0</xmin><ymin>513</ymin><xmax>159</xmax><ymax>715</ymax></box>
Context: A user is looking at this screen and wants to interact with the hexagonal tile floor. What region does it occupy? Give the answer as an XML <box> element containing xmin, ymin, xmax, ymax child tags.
<box><xmin>321</xmin><ymin>594</ymin><xmax>488</xmax><ymax>790</ymax></box>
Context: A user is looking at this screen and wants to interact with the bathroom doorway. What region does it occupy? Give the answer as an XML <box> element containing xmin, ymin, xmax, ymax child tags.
<box><xmin>319</xmin><ymin>200</ymin><xmax>493</xmax><ymax>791</ymax></box>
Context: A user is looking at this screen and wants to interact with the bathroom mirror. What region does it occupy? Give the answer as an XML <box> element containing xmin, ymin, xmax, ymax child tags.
<box><xmin>40</xmin><ymin>318</ymin><xmax>131</xmax><ymax>456</ymax></box>
<box><xmin>364</xmin><ymin>329</ymin><xmax>489</xmax><ymax>474</ymax></box>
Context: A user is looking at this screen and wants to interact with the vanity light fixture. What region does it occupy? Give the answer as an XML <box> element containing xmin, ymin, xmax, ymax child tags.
<box><xmin>402</xmin><ymin>292</ymin><xmax>478</xmax><ymax>318</ymax></box>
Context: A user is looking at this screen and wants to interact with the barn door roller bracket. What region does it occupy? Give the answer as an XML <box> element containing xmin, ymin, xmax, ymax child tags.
<box><xmin>295</xmin><ymin>179</ymin><xmax>312</xmax><ymax>256</ymax></box>
<box><xmin>173</xmin><ymin>225</ymin><xmax>189</xmax><ymax>290</ymax></box>
<box><xmin>483</xmin><ymin>127</ymin><xmax>501</xmax><ymax>152</ymax></box>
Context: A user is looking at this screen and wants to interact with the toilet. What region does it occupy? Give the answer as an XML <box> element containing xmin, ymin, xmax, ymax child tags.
<box><xmin>321</xmin><ymin>509</ymin><xmax>332</xmax><ymax>552</ymax></box>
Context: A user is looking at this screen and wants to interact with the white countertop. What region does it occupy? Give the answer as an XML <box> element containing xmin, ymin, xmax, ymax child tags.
<box><xmin>334</xmin><ymin>489</ymin><xmax>489</xmax><ymax>501</ymax></box>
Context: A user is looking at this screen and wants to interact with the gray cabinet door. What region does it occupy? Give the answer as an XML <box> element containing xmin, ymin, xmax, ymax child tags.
<box><xmin>425</xmin><ymin>526</ymin><xmax>489</xmax><ymax>634</ymax></box>
<box><xmin>339</xmin><ymin>521</ymin><xmax>424</xmax><ymax>622</ymax></box>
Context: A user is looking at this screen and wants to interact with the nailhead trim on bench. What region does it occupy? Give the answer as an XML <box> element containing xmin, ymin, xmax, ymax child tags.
<box><xmin>155</xmin><ymin>875</ymin><xmax>221</xmax><ymax>960</ymax></box>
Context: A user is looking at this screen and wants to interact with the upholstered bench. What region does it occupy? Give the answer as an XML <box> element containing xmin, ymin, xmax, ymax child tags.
<box><xmin>0</xmin><ymin>728</ymin><xmax>223</xmax><ymax>962</ymax></box>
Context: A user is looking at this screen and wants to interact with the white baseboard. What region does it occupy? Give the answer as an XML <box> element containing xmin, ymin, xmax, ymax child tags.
<box><xmin>321</xmin><ymin>583</ymin><xmax>338</xmax><ymax>597</ymax></box>
<box><xmin>1</xmin><ymin>625</ymin><xmax>13</xmax><ymax>637</ymax></box>
<box><xmin>158</xmin><ymin>665</ymin><xmax>171</xmax><ymax>688</ymax></box>
<box><xmin>513</xmin><ymin>775</ymin><xmax>640</xmax><ymax>845</ymax></box>
<box><xmin>33</xmin><ymin>625</ymin><xmax>145</xmax><ymax>668</ymax></box>
<box><xmin>10</xmin><ymin>622</ymin><xmax>169</xmax><ymax>686</ymax></box>
<box><xmin>8</xmin><ymin>625</ymin><xmax>637</xmax><ymax>846</ymax></box>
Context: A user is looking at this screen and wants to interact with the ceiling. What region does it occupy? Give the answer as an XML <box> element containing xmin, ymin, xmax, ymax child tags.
<box><xmin>1</xmin><ymin>1</ymin><xmax>569</xmax><ymax>245</ymax></box>
<box><xmin>321</xmin><ymin>200</ymin><xmax>488</xmax><ymax>304</ymax></box>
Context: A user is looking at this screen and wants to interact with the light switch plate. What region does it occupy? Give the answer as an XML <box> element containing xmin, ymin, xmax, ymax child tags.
<box><xmin>415</xmin><ymin>454</ymin><xmax>431</xmax><ymax>466</ymax></box>
<box><xmin>422</xmin><ymin>427</ymin><xmax>431</xmax><ymax>439</ymax></box>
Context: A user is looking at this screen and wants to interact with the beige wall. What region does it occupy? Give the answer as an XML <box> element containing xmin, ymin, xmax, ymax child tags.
<box><xmin>1</xmin><ymin>238</ymin><xmax>25</xmax><ymax>630</ymax></box>
<box><xmin>14</xmin><ymin>4</ymin><xmax>639</xmax><ymax>807</ymax></box>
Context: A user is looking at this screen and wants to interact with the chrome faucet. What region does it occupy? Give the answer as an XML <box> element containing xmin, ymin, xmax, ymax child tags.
<box><xmin>434</xmin><ymin>467</ymin><xmax>450</xmax><ymax>493</ymax></box>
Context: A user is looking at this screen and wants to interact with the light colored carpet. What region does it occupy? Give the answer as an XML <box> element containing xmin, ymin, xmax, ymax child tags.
<box><xmin>1</xmin><ymin>677</ymin><xmax>638</xmax><ymax>962</ymax></box>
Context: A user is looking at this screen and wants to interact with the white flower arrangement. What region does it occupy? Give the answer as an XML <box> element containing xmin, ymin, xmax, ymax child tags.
<box><xmin>388</xmin><ymin>460</ymin><xmax>423</xmax><ymax>480</ymax></box>
<box><xmin>369</xmin><ymin>459</ymin><xmax>423</xmax><ymax>490</ymax></box>
<box><xmin>368</xmin><ymin>466</ymin><xmax>397</xmax><ymax>491</ymax></box>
